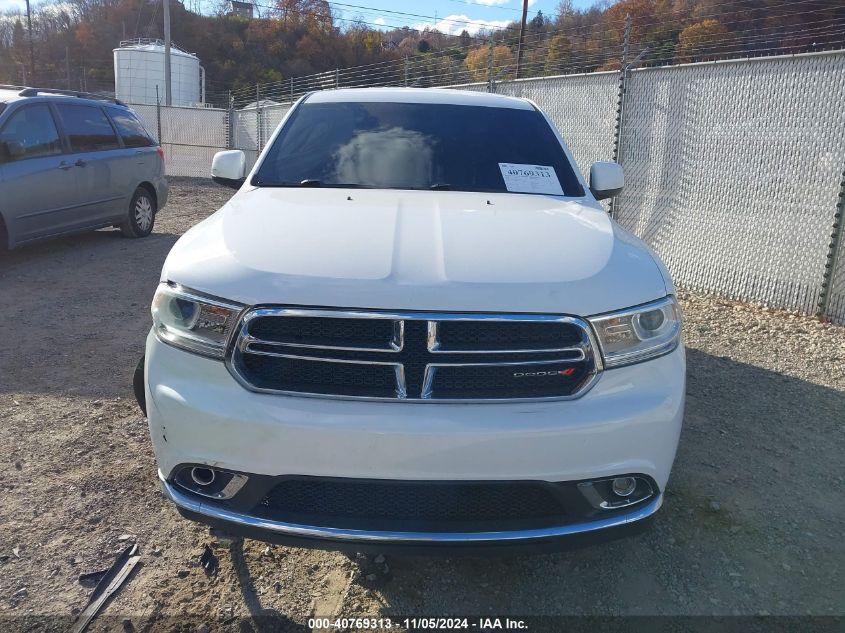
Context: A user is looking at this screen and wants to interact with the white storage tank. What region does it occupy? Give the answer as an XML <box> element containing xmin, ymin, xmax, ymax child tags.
<box><xmin>114</xmin><ymin>39</ymin><xmax>204</xmax><ymax>107</ymax></box>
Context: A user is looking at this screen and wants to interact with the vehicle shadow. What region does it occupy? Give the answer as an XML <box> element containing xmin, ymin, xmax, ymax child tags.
<box><xmin>228</xmin><ymin>540</ymin><xmax>311</xmax><ymax>633</ymax></box>
<box><xmin>360</xmin><ymin>348</ymin><xmax>844</xmax><ymax>616</ymax></box>
<box><xmin>0</xmin><ymin>227</ymin><xmax>180</xmax><ymax>399</ymax></box>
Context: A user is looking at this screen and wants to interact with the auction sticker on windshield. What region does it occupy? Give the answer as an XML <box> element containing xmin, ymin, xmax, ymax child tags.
<box><xmin>498</xmin><ymin>163</ymin><xmax>564</xmax><ymax>195</ymax></box>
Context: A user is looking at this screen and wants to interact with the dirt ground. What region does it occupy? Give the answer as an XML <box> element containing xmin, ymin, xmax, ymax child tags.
<box><xmin>1</xmin><ymin>178</ymin><xmax>843</xmax><ymax>630</ymax></box>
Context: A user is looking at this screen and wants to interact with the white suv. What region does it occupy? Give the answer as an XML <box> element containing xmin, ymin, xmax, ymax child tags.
<box><xmin>138</xmin><ymin>88</ymin><xmax>685</xmax><ymax>553</ymax></box>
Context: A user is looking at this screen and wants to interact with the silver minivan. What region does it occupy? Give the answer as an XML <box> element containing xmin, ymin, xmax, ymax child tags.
<box><xmin>0</xmin><ymin>87</ymin><xmax>168</xmax><ymax>249</ymax></box>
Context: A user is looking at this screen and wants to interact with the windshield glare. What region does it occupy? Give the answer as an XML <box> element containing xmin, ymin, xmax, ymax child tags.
<box><xmin>253</xmin><ymin>101</ymin><xmax>584</xmax><ymax>197</ymax></box>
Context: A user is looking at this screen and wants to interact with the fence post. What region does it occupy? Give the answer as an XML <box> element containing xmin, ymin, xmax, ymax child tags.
<box><xmin>335</xmin><ymin>68</ymin><xmax>339</xmax><ymax>89</ymax></box>
<box><xmin>817</xmin><ymin>168</ymin><xmax>845</xmax><ymax>319</ymax></box>
<box><xmin>255</xmin><ymin>83</ymin><xmax>261</xmax><ymax>153</ymax></box>
<box><xmin>404</xmin><ymin>56</ymin><xmax>409</xmax><ymax>87</ymax></box>
<box><xmin>155</xmin><ymin>85</ymin><xmax>162</xmax><ymax>145</ymax></box>
<box><xmin>226</xmin><ymin>90</ymin><xmax>234</xmax><ymax>150</ymax></box>
<box><xmin>487</xmin><ymin>39</ymin><xmax>495</xmax><ymax>93</ymax></box>
<box><xmin>290</xmin><ymin>76</ymin><xmax>294</xmax><ymax>103</ymax></box>
<box><xmin>609</xmin><ymin>14</ymin><xmax>632</xmax><ymax>219</ymax></box>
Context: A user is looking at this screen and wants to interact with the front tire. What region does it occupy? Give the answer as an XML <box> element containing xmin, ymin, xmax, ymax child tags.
<box><xmin>120</xmin><ymin>187</ymin><xmax>156</xmax><ymax>238</ymax></box>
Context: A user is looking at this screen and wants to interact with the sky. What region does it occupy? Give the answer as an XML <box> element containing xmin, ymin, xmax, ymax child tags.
<box><xmin>0</xmin><ymin>0</ymin><xmax>600</xmax><ymax>36</ymax></box>
<box><xmin>326</xmin><ymin>0</ymin><xmax>599</xmax><ymax>36</ymax></box>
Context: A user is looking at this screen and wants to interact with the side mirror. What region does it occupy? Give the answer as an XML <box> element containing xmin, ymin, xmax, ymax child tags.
<box><xmin>211</xmin><ymin>150</ymin><xmax>246</xmax><ymax>189</ymax></box>
<box><xmin>589</xmin><ymin>161</ymin><xmax>624</xmax><ymax>201</ymax></box>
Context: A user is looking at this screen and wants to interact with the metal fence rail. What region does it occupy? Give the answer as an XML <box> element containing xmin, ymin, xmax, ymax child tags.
<box><xmin>126</xmin><ymin>50</ymin><xmax>845</xmax><ymax>324</ymax></box>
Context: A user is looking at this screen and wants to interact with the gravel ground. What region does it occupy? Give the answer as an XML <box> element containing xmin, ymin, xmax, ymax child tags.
<box><xmin>1</xmin><ymin>178</ymin><xmax>843</xmax><ymax>630</ymax></box>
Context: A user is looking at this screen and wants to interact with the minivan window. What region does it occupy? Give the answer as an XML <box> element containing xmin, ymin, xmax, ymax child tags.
<box><xmin>0</xmin><ymin>104</ymin><xmax>62</xmax><ymax>161</ymax></box>
<box><xmin>55</xmin><ymin>103</ymin><xmax>120</xmax><ymax>152</ymax></box>
<box><xmin>254</xmin><ymin>101</ymin><xmax>584</xmax><ymax>196</ymax></box>
<box><xmin>107</xmin><ymin>107</ymin><xmax>154</xmax><ymax>148</ymax></box>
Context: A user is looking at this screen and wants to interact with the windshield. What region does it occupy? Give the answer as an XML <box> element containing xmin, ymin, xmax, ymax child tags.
<box><xmin>253</xmin><ymin>101</ymin><xmax>584</xmax><ymax>197</ymax></box>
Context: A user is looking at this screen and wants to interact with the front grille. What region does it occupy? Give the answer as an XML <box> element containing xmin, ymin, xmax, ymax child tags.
<box><xmin>434</xmin><ymin>319</ymin><xmax>583</xmax><ymax>352</ymax></box>
<box><xmin>228</xmin><ymin>308</ymin><xmax>598</xmax><ymax>401</ymax></box>
<box><xmin>239</xmin><ymin>354</ymin><xmax>398</xmax><ymax>398</ymax></box>
<box><xmin>248</xmin><ymin>315</ymin><xmax>397</xmax><ymax>351</ymax></box>
<box><xmin>254</xmin><ymin>478</ymin><xmax>570</xmax><ymax>532</ymax></box>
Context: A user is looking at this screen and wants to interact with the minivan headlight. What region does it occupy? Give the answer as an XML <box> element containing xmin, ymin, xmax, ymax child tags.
<box><xmin>151</xmin><ymin>284</ymin><xmax>243</xmax><ymax>358</ymax></box>
<box><xmin>588</xmin><ymin>296</ymin><xmax>681</xmax><ymax>368</ymax></box>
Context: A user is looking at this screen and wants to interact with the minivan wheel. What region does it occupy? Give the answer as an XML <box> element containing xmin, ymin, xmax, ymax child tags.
<box><xmin>121</xmin><ymin>187</ymin><xmax>156</xmax><ymax>238</ymax></box>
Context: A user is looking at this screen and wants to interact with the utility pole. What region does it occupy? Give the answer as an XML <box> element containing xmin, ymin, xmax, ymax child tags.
<box><xmin>65</xmin><ymin>47</ymin><xmax>71</xmax><ymax>90</ymax></box>
<box><xmin>24</xmin><ymin>0</ymin><xmax>35</xmax><ymax>84</ymax></box>
<box><xmin>515</xmin><ymin>0</ymin><xmax>528</xmax><ymax>79</ymax></box>
<box><xmin>163</xmin><ymin>0</ymin><xmax>172</xmax><ymax>106</ymax></box>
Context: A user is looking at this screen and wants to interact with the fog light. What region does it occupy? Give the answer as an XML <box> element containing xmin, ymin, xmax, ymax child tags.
<box><xmin>612</xmin><ymin>477</ymin><xmax>637</xmax><ymax>497</ymax></box>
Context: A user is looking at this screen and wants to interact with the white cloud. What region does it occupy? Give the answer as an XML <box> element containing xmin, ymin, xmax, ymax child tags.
<box><xmin>472</xmin><ymin>0</ymin><xmax>510</xmax><ymax>6</ymax></box>
<box><xmin>527</xmin><ymin>0</ymin><xmax>538</xmax><ymax>6</ymax></box>
<box><xmin>414</xmin><ymin>14</ymin><xmax>511</xmax><ymax>37</ymax></box>
<box><xmin>1</xmin><ymin>0</ymin><xmax>73</xmax><ymax>14</ymax></box>
<box><xmin>373</xmin><ymin>17</ymin><xmax>386</xmax><ymax>26</ymax></box>
<box><xmin>0</xmin><ymin>0</ymin><xmax>27</xmax><ymax>12</ymax></box>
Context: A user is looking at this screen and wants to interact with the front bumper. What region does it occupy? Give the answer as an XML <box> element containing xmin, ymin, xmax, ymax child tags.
<box><xmin>145</xmin><ymin>331</ymin><xmax>685</xmax><ymax>549</ymax></box>
<box><xmin>159</xmin><ymin>470</ymin><xmax>662</xmax><ymax>553</ymax></box>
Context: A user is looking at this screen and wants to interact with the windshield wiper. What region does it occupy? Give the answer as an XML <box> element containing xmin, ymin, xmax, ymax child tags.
<box><xmin>429</xmin><ymin>183</ymin><xmax>452</xmax><ymax>190</ymax></box>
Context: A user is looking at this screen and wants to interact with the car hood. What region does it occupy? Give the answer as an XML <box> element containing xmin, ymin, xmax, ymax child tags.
<box><xmin>161</xmin><ymin>187</ymin><xmax>668</xmax><ymax>316</ymax></box>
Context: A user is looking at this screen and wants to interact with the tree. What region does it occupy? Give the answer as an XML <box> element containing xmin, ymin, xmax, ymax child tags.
<box><xmin>458</xmin><ymin>29</ymin><xmax>471</xmax><ymax>51</ymax></box>
<box><xmin>544</xmin><ymin>34</ymin><xmax>571</xmax><ymax>74</ymax></box>
<box><xmin>676</xmin><ymin>19</ymin><xmax>732</xmax><ymax>63</ymax></box>
<box><xmin>555</xmin><ymin>0</ymin><xmax>573</xmax><ymax>21</ymax></box>
<box><xmin>606</xmin><ymin>0</ymin><xmax>677</xmax><ymax>46</ymax></box>
<box><xmin>464</xmin><ymin>44</ymin><xmax>511</xmax><ymax>82</ymax></box>
<box><xmin>529</xmin><ymin>11</ymin><xmax>546</xmax><ymax>35</ymax></box>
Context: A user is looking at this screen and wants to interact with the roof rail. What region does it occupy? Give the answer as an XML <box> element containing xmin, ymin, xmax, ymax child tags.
<box><xmin>0</xmin><ymin>83</ymin><xmax>27</xmax><ymax>91</ymax></box>
<box><xmin>16</xmin><ymin>87</ymin><xmax>127</xmax><ymax>107</ymax></box>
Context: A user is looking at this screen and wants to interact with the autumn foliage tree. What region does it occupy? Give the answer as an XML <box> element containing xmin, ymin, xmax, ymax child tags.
<box><xmin>676</xmin><ymin>19</ymin><xmax>733</xmax><ymax>63</ymax></box>
<box><xmin>544</xmin><ymin>35</ymin><xmax>572</xmax><ymax>74</ymax></box>
<box><xmin>464</xmin><ymin>45</ymin><xmax>512</xmax><ymax>82</ymax></box>
<box><xmin>0</xmin><ymin>0</ymin><xmax>841</xmax><ymax>98</ymax></box>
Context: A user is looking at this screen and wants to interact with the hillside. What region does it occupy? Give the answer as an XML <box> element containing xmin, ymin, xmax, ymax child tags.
<box><xmin>1</xmin><ymin>0</ymin><xmax>843</xmax><ymax>105</ymax></box>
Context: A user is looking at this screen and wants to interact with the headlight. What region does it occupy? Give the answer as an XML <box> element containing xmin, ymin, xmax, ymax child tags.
<box><xmin>588</xmin><ymin>296</ymin><xmax>681</xmax><ymax>368</ymax></box>
<box><xmin>151</xmin><ymin>284</ymin><xmax>243</xmax><ymax>358</ymax></box>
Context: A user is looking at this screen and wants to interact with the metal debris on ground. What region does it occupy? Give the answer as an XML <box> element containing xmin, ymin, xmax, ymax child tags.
<box><xmin>199</xmin><ymin>543</ymin><xmax>219</xmax><ymax>577</ymax></box>
<box><xmin>70</xmin><ymin>544</ymin><xmax>142</xmax><ymax>633</ymax></box>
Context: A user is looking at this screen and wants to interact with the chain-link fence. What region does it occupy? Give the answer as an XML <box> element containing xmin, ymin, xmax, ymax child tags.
<box><xmin>615</xmin><ymin>53</ymin><xmax>845</xmax><ymax>322</ymax></box>
<box><xmin>133</xmin><ymin>104</ymin><xmax>228</xmax><ymax>177</ymax></box>
<box><xmin>127</xmin><ymin>50</ymin><xmax>845</xmax><ymax>325</ymax></box>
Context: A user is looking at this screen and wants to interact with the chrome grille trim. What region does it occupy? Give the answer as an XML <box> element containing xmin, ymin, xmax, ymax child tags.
<box><xmin>426</xmin><ymin>321</ymin><xmax>586</xmax><ymax>354</ymax></box>
<box><xmin>238</xmin><ymin>308</ymin><xmax>403</xmax><ymax>353</ymax></box>
<box><xmin>238</xmin><ymin>351</ymin><xmax>407</xmax><ymax>399</ymax></box>
<box><xmin>421</xmin><ymin>356</ymin><xmax>588</xmax><ymax>400</ymax></box>
<box><xmin>226</xmin><ymin>308</ymin><xmax>602</xmax><ymax>403</ymax></box>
